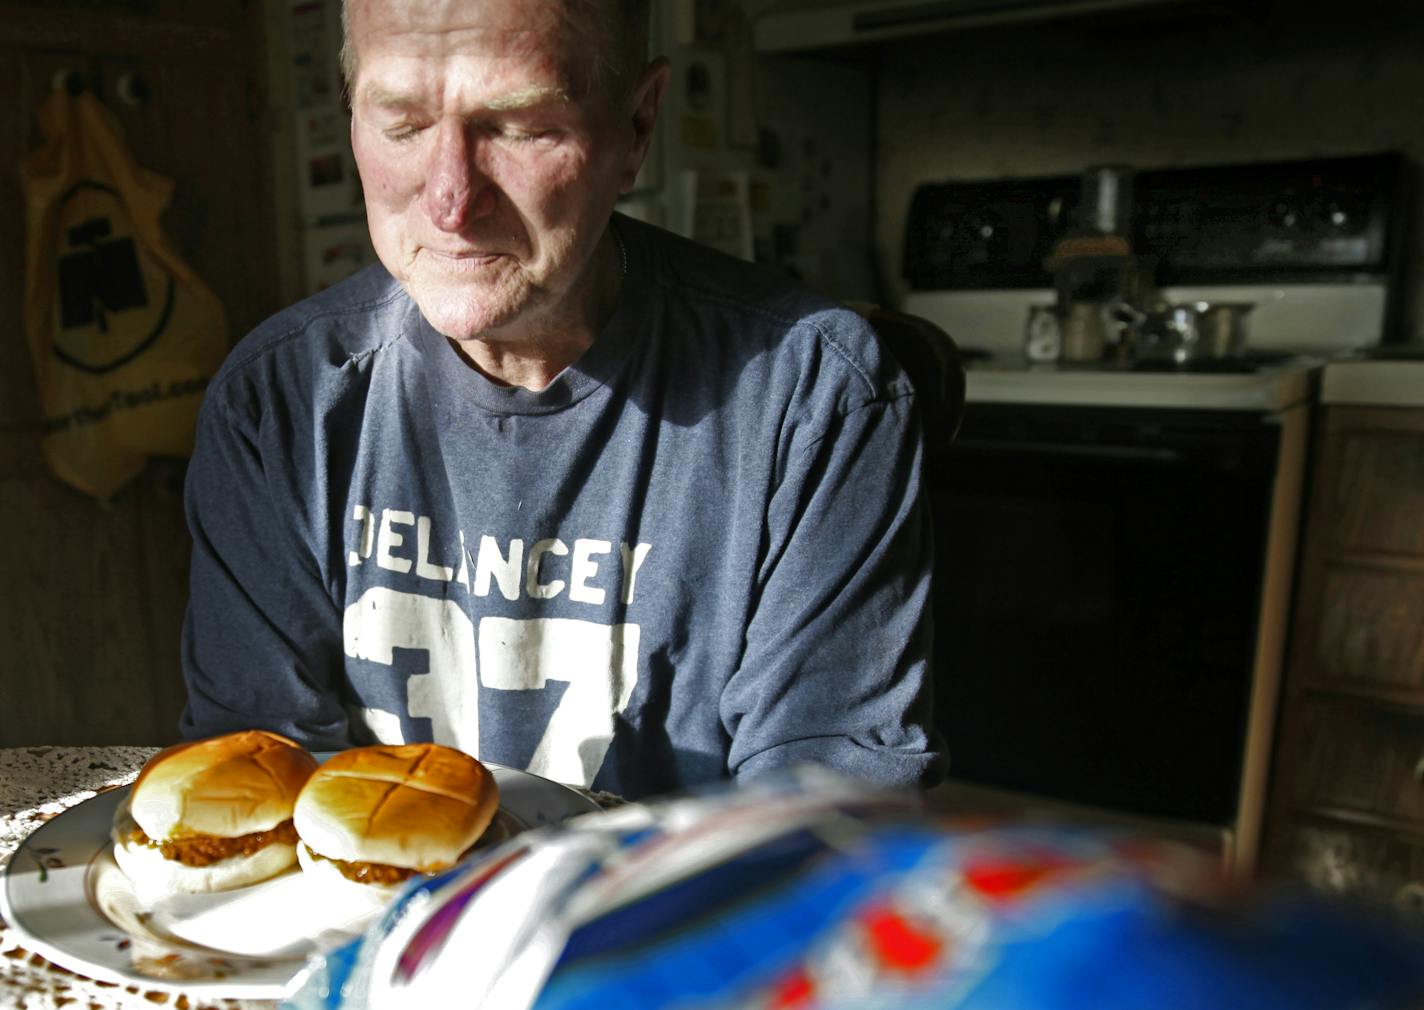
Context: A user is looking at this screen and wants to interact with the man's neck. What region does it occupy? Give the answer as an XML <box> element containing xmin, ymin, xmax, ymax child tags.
<box><xmin>447</xmin><ymin>229</ymin><xmax>624</xmax><ymax>392</ymax></box>
<box><xmin>453</xmin><ymin>334</ymin><xmax>592</xmax><ymax>391</ymax></box>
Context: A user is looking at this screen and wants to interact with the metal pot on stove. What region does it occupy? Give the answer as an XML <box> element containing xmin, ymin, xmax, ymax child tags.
<box><xmin>1122</xmin><ymin>300</ymin><xmax>1254</xmax><ymax>365</ymax></box>
<box><xmin>1194</xmin><ymin>301</ymin><xmax>1254</xmax><ymax>358</ymax></box>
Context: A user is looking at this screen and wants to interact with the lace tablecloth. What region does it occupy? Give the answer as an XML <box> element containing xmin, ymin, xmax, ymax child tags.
<box><xmin>0</xmin><ymin>745</ymin><xmax>278</xmax><ymax>1010</ymax></box>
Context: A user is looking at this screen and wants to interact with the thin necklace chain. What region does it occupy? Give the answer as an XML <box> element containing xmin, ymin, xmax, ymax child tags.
<box><xmin>613</xmin><ymin>225</ymin><xmax>628</xmax><ymax>277</ymax></box>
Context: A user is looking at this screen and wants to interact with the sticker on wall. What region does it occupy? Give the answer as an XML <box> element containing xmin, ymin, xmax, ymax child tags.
<box><xmin>290</xmin><ymin>0</ymin><xmax>339</xmax><ymax>110</ymax></box>
<box><xmin>304</xmin><ymin>219</ymin><xmax>378</xmax><ymax>294</ymax></box>
<box><xmin>681</xmin><ymin>169</ymin><xmax>753</xmax><ymax>262</ymax></box>
<box><xmin>680</xmin><ymin>54</ymin><xmax>726</xmax><ymax>155</ymax></box>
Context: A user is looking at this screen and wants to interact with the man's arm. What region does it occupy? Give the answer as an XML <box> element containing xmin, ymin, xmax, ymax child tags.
<box><xmin>720</xmin><ymin>377</ymin><xmax>946</xmax><ymax>789</ymax></box>
<box><xmin>179</xmin><ymin>388</ymin><xmax>352</xmax><ymax>748</ymax></box>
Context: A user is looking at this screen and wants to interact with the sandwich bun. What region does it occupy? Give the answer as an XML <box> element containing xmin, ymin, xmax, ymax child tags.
<box><xmin>293</xmin><ymin>744</ymin><xmax>499</xmax><ymax>898</ymax></box>
<box><xmin>113</xmin><ymin>809</ymin><xmax>303</xmax><ymax>897</ymax></box>
<box><xmin>113</xmin><ymin>730</ymin><xmax>318</xmax><ymax>897</ymax></box>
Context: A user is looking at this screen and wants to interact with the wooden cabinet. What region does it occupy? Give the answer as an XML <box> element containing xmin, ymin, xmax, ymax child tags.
<box><xmin>1264</xmin><ymin>406</ymin><xmax>1424</xmax><ymax>918</ymax></box>
<box><xmin>0</xmin><ymin>2</ymin><xmax>283</xmax><ymax>745</ymax></box>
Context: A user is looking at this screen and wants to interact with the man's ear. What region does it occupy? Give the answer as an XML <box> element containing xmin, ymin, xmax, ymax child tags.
<box><xmin>620</xmin><ymin>58</ymin><xmax>670</xmax><ymax>194</ymax></box>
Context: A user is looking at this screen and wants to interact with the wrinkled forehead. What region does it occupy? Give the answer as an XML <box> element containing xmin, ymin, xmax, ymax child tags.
<box><xmin>347</xmin><ymin>0</ymin><xmax>601</xmax><ymax>94</ymax></box>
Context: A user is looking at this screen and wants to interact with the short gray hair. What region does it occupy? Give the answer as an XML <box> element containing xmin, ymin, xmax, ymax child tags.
<box><xmin>340</xmin><ymin>0</ymin><xmax>651</xmax><ymax>103</ymax></box>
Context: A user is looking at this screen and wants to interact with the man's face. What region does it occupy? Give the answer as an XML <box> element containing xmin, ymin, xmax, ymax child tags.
<box><xmin>347</xmin><ymin>0</ymin><xmax>654</xmax><ymax>341</ymax></box>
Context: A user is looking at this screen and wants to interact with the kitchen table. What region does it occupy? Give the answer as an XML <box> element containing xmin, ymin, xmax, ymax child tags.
<box><xmin>0</xmin><ymin>746</ymin><xmax>623</xmax><ymax>1010</ymax></box>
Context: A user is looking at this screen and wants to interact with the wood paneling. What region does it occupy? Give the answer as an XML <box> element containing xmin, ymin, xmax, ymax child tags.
<box><xmin>0</xmin><ymin>3</ymin><xmax>278</xmax><ymax>746</ymax></box>
<box><xmin>0</xmin><ymin>468</ymin><xmax>190</xmax><ymax>745</ymax></box>
<box><xmin>90</xmin><ymin>51</ymin><xmax>275</xmax><ymax>338</ymax></box>
<box><xmin>0</xmin><ymin>3</ymin><xmax>250</xmax><ymax>56</ymax></box>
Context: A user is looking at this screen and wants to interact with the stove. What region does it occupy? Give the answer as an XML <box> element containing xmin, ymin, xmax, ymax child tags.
<box><xmin>900</xmin><ymin>153</ymin><xmax>1405</xmax><ymax>412</ymax></box>
<box><xmin>901</xmin><ymin>153</ymin><xmax>1409</xmax><ymax>873</ymax></box>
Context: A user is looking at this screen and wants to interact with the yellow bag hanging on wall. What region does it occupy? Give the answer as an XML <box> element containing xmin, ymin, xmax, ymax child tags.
<box><xmin>21</xmin><ymin>90</ymin><xmax>229</xmax><ymax>500</ymax></box>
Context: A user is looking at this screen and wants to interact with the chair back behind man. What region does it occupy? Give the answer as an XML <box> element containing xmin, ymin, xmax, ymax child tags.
<box><xmin>851</xmin><ymin>303</ymin><xmax>966</xmax><ymax>455</ymax></box>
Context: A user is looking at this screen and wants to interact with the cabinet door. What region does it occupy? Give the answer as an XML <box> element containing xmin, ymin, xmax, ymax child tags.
<box><xmin>1313</xmin><ymin>565</ymin><xmax>1424</xmax><ymax>694</ymax></box>
<box><xmin>1326</xmin><ymin>424</ymin><xmax>1424</xmax><ymax>556</ymax></box>
<box><xmin>1289</xmin><ymin>699</ymin><xmax>1424</xmax><ymax>828</ymax></box>
<box><xmin>1264</xmin><ymin>406</ymin><xmax>1424</xmax><ymax>901</ymax></box>
<box><xmin>1291</xmin><ymin>409</ymin><xmax>1424</xmax><ymax>700</ymax></box>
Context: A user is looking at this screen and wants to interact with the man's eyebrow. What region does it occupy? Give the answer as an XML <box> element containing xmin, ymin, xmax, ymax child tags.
<box><xmin>358</xmin><ymin>83</ymin><xmax>570</xmax><ymax>112</ymax></box>
<box><xmin>360</xmin><ymin>85</ymin><xmax>421</xmax><ymax>110</ymax></box>
<box><xmin>484</xmin><ymin>85</ymin><xmax>571</xmax><ymax>111</ymax></box>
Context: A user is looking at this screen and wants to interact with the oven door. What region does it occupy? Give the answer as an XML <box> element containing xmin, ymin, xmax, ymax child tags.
<box><xmin>927</xmin><ymin>405</ymin><xmax>1283</xmax><ymax>827</ymax></box>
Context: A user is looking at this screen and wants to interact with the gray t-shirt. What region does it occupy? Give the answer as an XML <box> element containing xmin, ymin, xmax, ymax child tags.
<box><xmin>180</xmin><ymin>215</ymin><xmax>943</xmax><ymax>799</ymax></box>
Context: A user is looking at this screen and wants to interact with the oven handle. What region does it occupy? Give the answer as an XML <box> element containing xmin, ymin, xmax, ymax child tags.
<box><xmin>950</xmin><ymin>437</ymin><xmax>1185</xmax><ymax>464</ymax></box>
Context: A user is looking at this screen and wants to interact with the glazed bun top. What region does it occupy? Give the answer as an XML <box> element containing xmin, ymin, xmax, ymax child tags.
<box><xmin>130</xmin><ymin>730</ymin><xmax>318</xmax><ymax>841</ymax></box>
<box><xmin>293</xmin><ymin>744</ymin><xmax>499</xmax><ymax>873</ymax></box>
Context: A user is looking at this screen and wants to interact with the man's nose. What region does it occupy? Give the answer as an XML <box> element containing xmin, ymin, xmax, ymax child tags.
<box><xmin>422</xmin><ymin>121</ymin><xmax>496</xmax><ymax>232</ymax></box>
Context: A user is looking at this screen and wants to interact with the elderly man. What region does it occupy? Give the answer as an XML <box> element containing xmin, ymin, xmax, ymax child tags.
<box><xmin>179</xmin><ymin>0</ymin><xmax>944</xmax><ymax>799</ymax></box>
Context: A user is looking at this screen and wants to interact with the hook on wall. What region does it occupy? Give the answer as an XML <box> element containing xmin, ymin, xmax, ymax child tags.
<box><xmin>52</xmin><ymin>68</ymin><xmax>87</xmax><ymax>97</ymax></box>
<box><xmin>116</xmin><ymin>71</ymin><xmax>149</xmax><ymax>107</ymax></box>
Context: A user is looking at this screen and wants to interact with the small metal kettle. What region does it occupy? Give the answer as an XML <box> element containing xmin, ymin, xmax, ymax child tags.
<box><xmin>1120</xmin><ymin>300</ymin><xmax>1256</xmax><ymax>365</ymax></box>
<box><xmin>1193</xmin><ymin>301</ymin><xmax>1254</xmax><ymax>359</ymax></box>
<box><xmin>1130</xmin><ymin>303</ymin><xmax>1203</xmax><ymax>365</ymax></box>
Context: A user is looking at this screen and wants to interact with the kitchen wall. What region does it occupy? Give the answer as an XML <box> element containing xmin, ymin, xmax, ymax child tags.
<box><xmin>0</xmin><ymin>0</ymin><xmax>280</xmax><ymax>746</ymax></box>
<box><xmin>636</xmin><ymin>2</ymin><xmax>878</xmax><ymax>302</ymax></box>
<box><xmin>875</xmin><ymin>4</ymin><xmax>1424</xmax><ymax>340</ymax></box>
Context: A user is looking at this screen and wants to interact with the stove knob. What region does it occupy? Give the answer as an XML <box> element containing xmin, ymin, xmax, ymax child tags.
<box><xmin>1268</xmin><ymin>199</ymin><xmax>1299</xmax><ymax>230</ymax></box>
<box><xmin>962</xmin><ymin>211</ymin><xmax>998</xmax><ymax>244</ymax></box>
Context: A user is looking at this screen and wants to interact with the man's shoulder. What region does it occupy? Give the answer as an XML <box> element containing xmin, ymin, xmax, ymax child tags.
<box><xmin>215</xmin><ymin>265</ymin><xmax>411</xmax><ymax>388</ymax></box>
<box><xmin>624</xmin><ymin>215</ymin><xmax>902</xmax><ymax>400</ymax></box>
<box><xmin>628</xmin><ymin>215</ymin><xmax>833</xmax><ymax>317</ymax></box>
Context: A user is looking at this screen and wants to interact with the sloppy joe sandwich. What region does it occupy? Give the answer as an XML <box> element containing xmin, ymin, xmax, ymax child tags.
<box><xmin>113</xmin><ymin>730</ymin><xmax>318</xmax><ymax>896</ymax></box>
<box><xmin>292</xmin><ymin>743</ymin><xmax>500</xmax><ymax>899</ymax></box>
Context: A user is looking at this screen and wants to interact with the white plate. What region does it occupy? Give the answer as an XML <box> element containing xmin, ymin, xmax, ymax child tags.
<box><xmin>0</xmin><ymin>761</ymin><xmax>599</xmax><ymax>1000</ymax></box>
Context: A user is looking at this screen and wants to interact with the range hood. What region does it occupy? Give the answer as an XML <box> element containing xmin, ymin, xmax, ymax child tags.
<box><xmin>753</xmin><ymin>0</ymin><xmax>1204</xmax><ymax>53</ymax></box>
